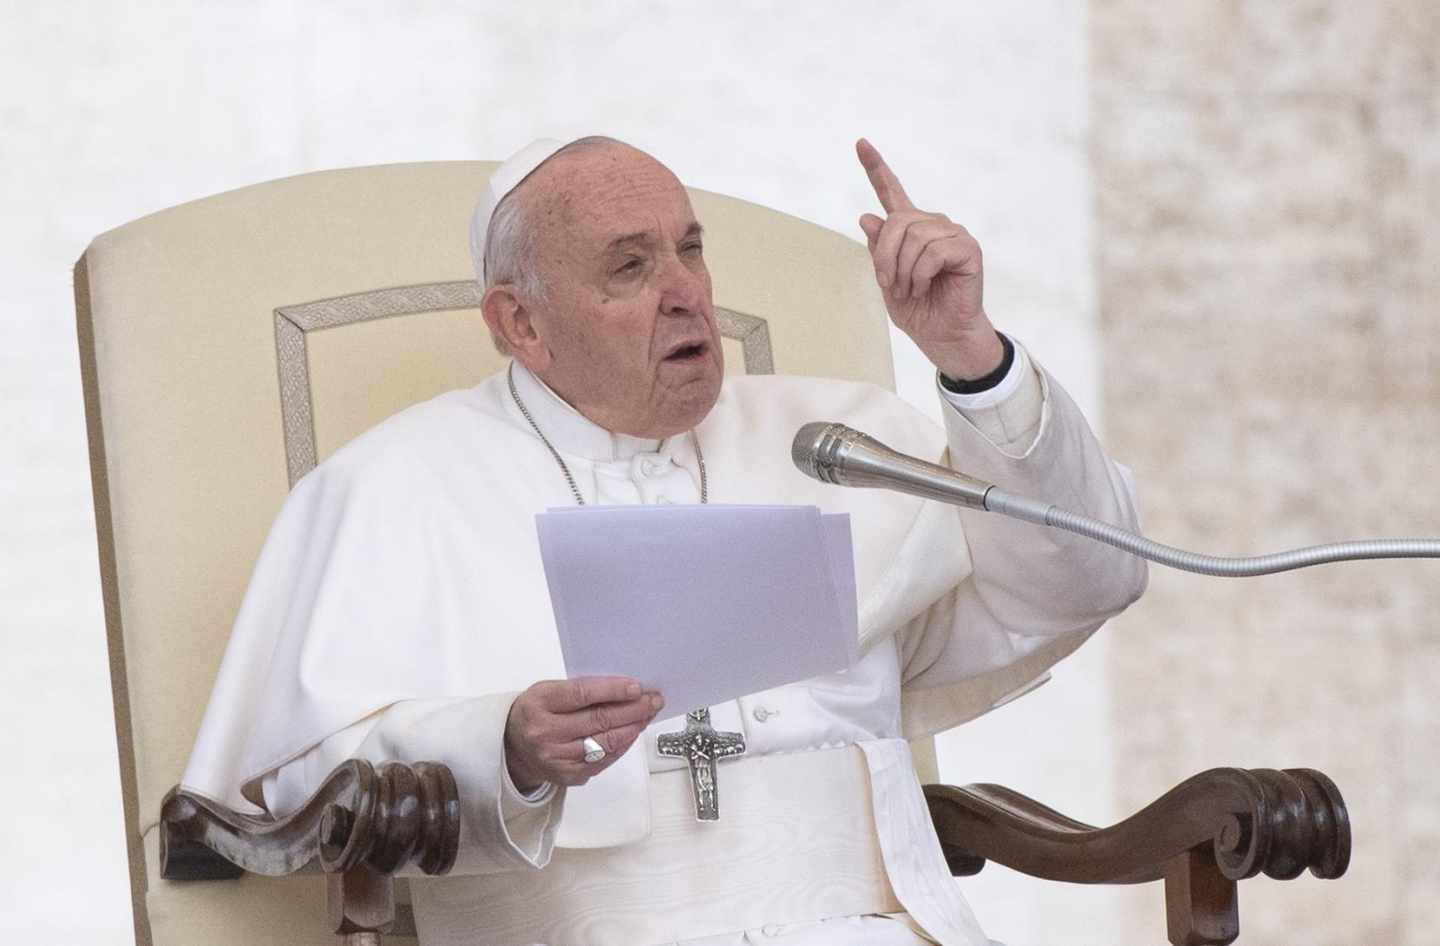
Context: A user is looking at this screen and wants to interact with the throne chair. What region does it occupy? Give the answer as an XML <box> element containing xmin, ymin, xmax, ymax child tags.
<box><xmin>74</xmin><ymin>160</ymin><xmax>1349</xmax><ymax>946</ymax></box>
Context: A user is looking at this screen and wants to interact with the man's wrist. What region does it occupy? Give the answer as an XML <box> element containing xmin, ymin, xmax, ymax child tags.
<box><xmin>507</xmin><ymin>763</ymin><xmax>544</xmax><ymax>797</ymax></box>
<box><xmin>503</xmin><ymin>702</ymin><xmax>545</xmax><ymax>795</ymax></box>
<box><xmin>922</xmin><ymin>320</ymin><xmax>1007</xmax><ymax>383</ymax></box>
<box><xmin>504</xmin><ymin>748</ymin><xmax>546</xmax><ymax>797</ymax></box>
<box><xmin>938</xmin><ymin>332</ymin><xmax>1014</xmax><ymax>393</ymax></box>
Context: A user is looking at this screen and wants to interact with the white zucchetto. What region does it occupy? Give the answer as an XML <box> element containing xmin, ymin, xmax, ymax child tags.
<box><xmin>467</xmin><ymin>138</ymin><xmax>565</xmax><ymax>284</ymax></box>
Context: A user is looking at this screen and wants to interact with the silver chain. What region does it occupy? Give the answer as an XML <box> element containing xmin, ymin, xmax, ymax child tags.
<box><xmin>508</xmin><ymin>364</ymin><xmax>707</xmax><ymax>506</ymax></box>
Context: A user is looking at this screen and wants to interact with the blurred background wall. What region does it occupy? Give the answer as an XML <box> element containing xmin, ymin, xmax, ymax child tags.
<box><xmin>1092</xmin><ymin>3</ymin><xmax>1440</xmax><ymax>942</ymax></box>
<box><xmin>0</xmin><ymin>2</ymin><xmax>1432</xmax><ymax>944</ymax></box>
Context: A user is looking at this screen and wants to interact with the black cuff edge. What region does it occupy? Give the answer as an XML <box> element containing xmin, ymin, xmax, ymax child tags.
<box><xmin>938</xmin><ymin>333</ymin><xmax>1015</xmax><ymax>395</ymax></box>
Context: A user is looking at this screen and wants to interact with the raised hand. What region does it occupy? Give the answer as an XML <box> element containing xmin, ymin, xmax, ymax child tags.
<box><xmin>504</xmin><ymin>676</ymin><xmax>665</xmax><ymax>791</ymax></box>
<box><xmin>856</xmin><ymin>138</ymin><xmax>1005</xmax><ymax>381</ymax></box>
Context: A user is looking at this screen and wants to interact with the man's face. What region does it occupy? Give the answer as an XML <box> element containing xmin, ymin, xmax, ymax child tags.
<box><xmin>516</xmin><ymin>145</ymin><xmax>724</xmax><ymax>439</ymax></box>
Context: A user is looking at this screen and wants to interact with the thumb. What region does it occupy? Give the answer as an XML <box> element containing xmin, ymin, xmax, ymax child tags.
<box><xmin>858</xmin><ymin>213</ymin><xmax>883</xmax><ymax>249</ymax></box>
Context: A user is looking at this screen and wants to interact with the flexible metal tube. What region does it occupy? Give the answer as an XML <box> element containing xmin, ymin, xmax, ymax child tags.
<box><xmin>984</xmin><ymin>489</ymin><xmax>1440</xmax><ymax>577</ymax></box>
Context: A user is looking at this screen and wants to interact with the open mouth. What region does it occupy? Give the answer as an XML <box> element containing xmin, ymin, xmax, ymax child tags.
<box><xmin>663</xmin><ymin>341</ymin><xmax>709</xmax><ymax>363</ymax></box>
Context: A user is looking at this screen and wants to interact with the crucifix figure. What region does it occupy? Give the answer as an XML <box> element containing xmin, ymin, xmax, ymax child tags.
<box><xmin>656</xmin><ymin>708</ymin><xmax>747</xmax><ymax>821</ymax></box>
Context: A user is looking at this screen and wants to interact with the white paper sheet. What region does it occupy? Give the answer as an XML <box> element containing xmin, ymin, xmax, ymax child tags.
<box><xmin>535</xmin><ymin>505</ymin><xmax>859</xmax><ymax>713</ymax></box>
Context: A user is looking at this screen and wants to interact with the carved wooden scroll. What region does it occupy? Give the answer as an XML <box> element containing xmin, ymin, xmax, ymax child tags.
<box><xmin>160</xmin><ymin>760</ymin><xmax>460</xmax><ymax>943</ymax></box>
<box><xmin>160</xmin><ymin>760</ymin><xmax>1348</xmax><ymax>945</ymax></box>
<box><xmin>925</xmin><ymin>767</ymin><xmax>1350</xmax><ymax>946</ymax></box>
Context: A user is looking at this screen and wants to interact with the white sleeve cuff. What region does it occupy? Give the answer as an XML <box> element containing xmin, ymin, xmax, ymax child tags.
<box><xmin>936</xmin><ymin>339</ymin><xmax>1031</xmax><ymax>411</ymax></box>
<box><xmin>936</xmin><ymin>341</ymin><xmax>1046</xmax><ymax>456</ymax></box>
<box><xmin>253</xmin><ymin>696</ymin><xmax>565</xmax><ymax>874</ymax></box>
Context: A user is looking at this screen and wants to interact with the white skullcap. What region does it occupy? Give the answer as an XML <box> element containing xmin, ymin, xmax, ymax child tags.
<box><xmin>468</xmin><ymin>138</ymin><xmax>566</xmax><ymax>285</ymax></box>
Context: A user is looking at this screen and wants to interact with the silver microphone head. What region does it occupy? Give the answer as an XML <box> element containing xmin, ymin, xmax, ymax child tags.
<box><xmin>792</xmin><ymin>421</ymin><xmax>848</xmax><ymax>484</ymax></box>
<box><xmin>792</xmin><ymin>422</ymin><xmax>888</xmax><ymax>486</ymax></box>
<box><xmin>791</xmin><ymin>421</ymin><xmax>993</xmax><ymax>508</ymax></box>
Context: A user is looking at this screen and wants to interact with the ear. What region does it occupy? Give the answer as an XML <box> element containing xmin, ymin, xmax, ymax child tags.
<box><xmin>481</xmin><ymin>284</ymin><xmax>551</xmax><ymax>372</ymax></box>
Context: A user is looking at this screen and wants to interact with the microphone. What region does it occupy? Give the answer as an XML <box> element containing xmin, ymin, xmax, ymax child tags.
<box><xmin>791</xmin><ymin>421</ymin><xmax>1440</xmax><ymax>577</ymax></box>
<box><xmin>791</xmin><ymin>421</ymin><xmax>992</xmax><ymax>510</ymax></box>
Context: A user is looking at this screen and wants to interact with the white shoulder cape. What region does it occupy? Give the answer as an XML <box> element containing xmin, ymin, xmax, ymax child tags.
<box><xmin>182</xmin><ymin>367</ymin><xmax>1135</xmax><ymax>828</ymax></box>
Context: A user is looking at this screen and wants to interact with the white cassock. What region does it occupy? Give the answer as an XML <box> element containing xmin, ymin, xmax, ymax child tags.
<box><xmin>182</xmin><ymin>341</ymin><xmax>1145</xmax><ymax>946</ymax></box>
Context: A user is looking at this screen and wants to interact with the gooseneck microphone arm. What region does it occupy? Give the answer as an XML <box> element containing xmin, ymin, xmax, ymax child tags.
<box><xmin>792</xmin><ymin>421</ymin><xmax>1440</xmax><ymax>578</ymax></box>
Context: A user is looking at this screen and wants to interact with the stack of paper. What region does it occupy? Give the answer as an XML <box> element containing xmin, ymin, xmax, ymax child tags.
<box><xmin>535</xmin><ymin>505</ymin><xmax>858</xmax><ymax>712</ymax></box>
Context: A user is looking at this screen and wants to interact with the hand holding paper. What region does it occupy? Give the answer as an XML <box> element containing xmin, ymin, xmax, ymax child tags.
<box><xmin>503</xmin><ymin>675</ymin><xmax>665</xmax><ymax>791</ymax></box>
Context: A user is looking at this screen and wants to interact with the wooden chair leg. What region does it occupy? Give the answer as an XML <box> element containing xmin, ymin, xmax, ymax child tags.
<box><xmin>1164</xmin><ymin>848</ymin><xmax>1239</xmax><ymax>946</ymax></box>
<box><xmin>328</xmin><ymin>866</ymin><xmax>395</xmax><ymax>944</ymax></box>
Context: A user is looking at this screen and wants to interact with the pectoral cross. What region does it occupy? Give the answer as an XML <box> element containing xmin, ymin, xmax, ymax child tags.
<box><xmin>656</xmin><ymin>708</ymin><xmax>747</xmax><ymax>821</ymax></box>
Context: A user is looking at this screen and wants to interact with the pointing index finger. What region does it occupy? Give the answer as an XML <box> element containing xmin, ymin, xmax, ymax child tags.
<box><xmin>857</xmin><ymin>137</ymin><xmax>915</xmax><ymax>214</ymax></box>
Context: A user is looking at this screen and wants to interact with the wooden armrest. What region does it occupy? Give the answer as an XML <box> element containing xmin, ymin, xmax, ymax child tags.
<box><xmin>160</xmin><ymin>760</ymin><xmax>461</xmax><ymax>943</ymax></box>
<box><xmin>161</xmin><ymin>759</ymin><xmax>460</xmax><ymax>880</ymax></box>
<box><xmin>925</xmin><ymin>767</ymin><xmax>1350</xmax><ymax>946</ymax></box>
<box><xmin>160</xmin><ymin>760</ymin><xmax>1349</xmax><ymax>945</ymax></box>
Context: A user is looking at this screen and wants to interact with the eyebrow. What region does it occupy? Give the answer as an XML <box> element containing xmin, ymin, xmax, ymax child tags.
<box><xmin>605</xmin><ymin>222</ymin><xmax>705</xmax><ymax>252</ymax></box>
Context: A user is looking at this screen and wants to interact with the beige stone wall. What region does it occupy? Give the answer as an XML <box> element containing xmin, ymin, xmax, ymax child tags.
<box><xmin>1092</xmin><ymin>2</ymin><xmax>1440</xmax><ymax>942</ymax></box>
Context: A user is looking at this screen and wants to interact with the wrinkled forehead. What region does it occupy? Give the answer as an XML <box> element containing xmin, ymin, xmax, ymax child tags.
<box><xmin>536</xmin><ymin>146</ymin><xmax>698</xmax><ymax>251</ymax></box>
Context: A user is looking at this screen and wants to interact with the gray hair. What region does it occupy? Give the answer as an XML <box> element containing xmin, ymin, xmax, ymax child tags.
<box><xmin>481</xmin><ymin>135</ymin><xmax>627</xmax><ymax>355</ymax></box>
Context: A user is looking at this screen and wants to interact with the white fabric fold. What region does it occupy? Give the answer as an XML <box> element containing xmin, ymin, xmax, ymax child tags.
<box><xmin>857</xmin><ymin>739</ymin><xmax>989</xmax><ymax>946</ymax></box>
<box><xmin>261</xmin><ymin>695</ymin><xmax>565</xmax><ymax>874</ymax></box>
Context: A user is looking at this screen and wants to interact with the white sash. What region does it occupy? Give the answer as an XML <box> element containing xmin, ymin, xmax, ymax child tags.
<box><xmin>411</xmin><ymin>740</ymin><xmax>990</xmax><ymax>946</ymax></box>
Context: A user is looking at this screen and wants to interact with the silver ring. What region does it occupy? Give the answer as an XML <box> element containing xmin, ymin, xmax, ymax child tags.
<box><xmin>582</xmin><ymin>736</ymin><xmax>606</xmax><ymax>764</ymax></box>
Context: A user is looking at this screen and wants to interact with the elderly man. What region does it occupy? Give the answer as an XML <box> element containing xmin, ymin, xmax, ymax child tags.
<box><xmin>182</xmin><ymin>135</ymin><xmax>1146</xmax><ymax>946</ymax></box>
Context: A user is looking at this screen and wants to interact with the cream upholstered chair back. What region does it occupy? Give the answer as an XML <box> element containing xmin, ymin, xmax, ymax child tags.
<box><xmin>76</xmin><ymin>160</ymin><xmax>925</xmax><ymax>946</ymax></box>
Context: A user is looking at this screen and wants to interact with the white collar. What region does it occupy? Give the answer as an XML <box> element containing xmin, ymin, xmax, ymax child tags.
<box><xmin>509</xmin><ymin>361</ymin><xmax>670</xmax><ymax>463</ymax></box>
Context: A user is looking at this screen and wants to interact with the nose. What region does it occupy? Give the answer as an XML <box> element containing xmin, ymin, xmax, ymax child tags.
<box><xmin>658</xmin><ymin>253</ymin><xmax>706</xmax><ymax>317</ymax></box>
